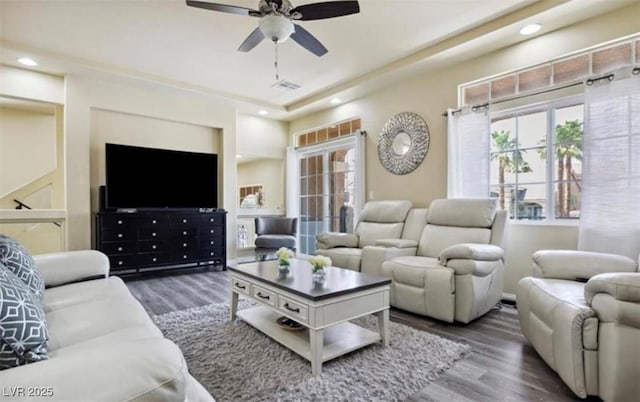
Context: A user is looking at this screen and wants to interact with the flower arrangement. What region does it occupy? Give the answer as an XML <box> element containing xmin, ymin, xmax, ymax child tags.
<box><xmin>275</xmin><ymin>247</ymin><xmax>294</xmax><ymax>267</ymax></box>
<box><xmin>308</xmin><ymin>255</ymin><xmax>332</xmax><ymax>273</ymax></box>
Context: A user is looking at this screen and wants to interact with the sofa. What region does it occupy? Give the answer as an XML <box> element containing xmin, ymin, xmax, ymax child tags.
<box><xmin>380</xmin><ymin>198</ymin><xmax>507</xmax><ymax>323</ymax></box>
<box><xmin>0</xmin><ymin>248</ymin><xmax>214</xmax><ymax>402</ymax></box>
<box><xmin>315</xmin><ymin>200</ymin><xmax>413</xmax><ymax>271</ymax></box>
<box><xmin>517</xmin><ymin>250</ymin><xmax>640</xmax><ymax>401</ymax></box>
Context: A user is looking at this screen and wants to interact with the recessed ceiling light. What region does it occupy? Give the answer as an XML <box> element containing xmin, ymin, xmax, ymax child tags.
<box><xmin>236</xmin><ymin>154</ymin><xmax>243</xmax><ymax>158</ymax></box>
<box><xmin>17</xmin><ymin>57</ymin><xmax>38</xmax><ymax>67</ymax></box>
<box><xmin>519</xmin><ymin>24</ymin><xmax>541</xmax><ymax>35</ymax></box>
<box><xmin>330</xmin><ymin>97</ymin><xmax>342</xmax><ymax>104</ymax></box>
<box><xmin>258</xmin><ymin>109</ymin><xmax>269</xmax><ymax>116</ymax></box>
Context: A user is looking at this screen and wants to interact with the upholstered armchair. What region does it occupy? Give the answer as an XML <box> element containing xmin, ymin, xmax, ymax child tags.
<box><xmin>315</xmin><ymin>200</ymin><xmax>412</xmax><ymax>271</ymax></box>
<box><xmin>381</xmin><ymin>198</ymin><xmax>507</xmax><ymax>323</ymax></box>
<box><xmin>254</xmin><ymin>217</ymin><xmax>297</xmax><ymax>261</ymax></box>
<box><xmin>517</xmin><ymin>250</ymin><xmax>640</xmax><ymax>401</ymax></box>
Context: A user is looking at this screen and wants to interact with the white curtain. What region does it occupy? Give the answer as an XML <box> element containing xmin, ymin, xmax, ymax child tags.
<box><xmin>578</xmin><ymin>67</ymin><xmax>640</xmax><ymax>259</ymax></box>
<box><xmin>447</xmin><ymin>106</ymin><xmax>491</xmax><ymax>198</ymax></box>
<box><xmin>285</xmin><ymin>146</ymin><xmax>300</xmax><ymax>221</ymax></box>
<box><xmin>353</xmin><ymin>130</ymin><xmax>366</xmax><ymax>225</ymax></box>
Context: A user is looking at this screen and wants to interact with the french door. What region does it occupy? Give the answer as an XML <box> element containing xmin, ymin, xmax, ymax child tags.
<box><xmin>292</xmin><ymin>136</ymin><xmax>363</xmax><ymax>256</ymax></box>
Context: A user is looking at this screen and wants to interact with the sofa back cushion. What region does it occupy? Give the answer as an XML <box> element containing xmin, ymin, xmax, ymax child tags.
<box><xmin>356</xmin><ymin>222</ymin><xmax>404</xmax><ymax>248</ymax></box>
<box><xmin>401</xmin><ymin>208</ymin><xmax>429</xmax><ymax>242</ymax></box>
<box><xmin>427</xmin><ymin>198</ymin><xmax>497</xmax><ymax>228</ymax></box>
<box><xmin>0</xmin><ymin>263</ymin><xmax>49</xmax><ymax>369</ymax></box>
<box><xmin>358</xmin><ymin>200</ymin><xmax>412</xmax><ymax>223</ymax></box>
<box><xmin>417</xmin><ymin>198</ymin><xmax>498</xmax><ymax>258</ymax></box>
<box><xmin>0</xmin><ymin>234</ymin><xmax>44</xmax><ymax>301</ymax></box>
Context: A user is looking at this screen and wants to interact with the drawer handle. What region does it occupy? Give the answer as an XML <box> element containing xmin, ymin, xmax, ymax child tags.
<box><xmin>182</xmin><ymin>219</ymin><xmax>187</xmax><ymax>223</ymax></box>
<box><xmin>152</xmin><ymin>257</ymin><xmax>157</xmax><ymax>262</ymax></box>
<box><xmin>152</xmin><ymin>220</ymin><xmax>157</xmax><ymax>224</ymax></box>
<box><xmin>152</xmin><ymin>232</ymin><xmax>157</xmax><ymax>237</ymax></box>
<box><xmin>183</xmin><ymin>231</ymin><xmax>187</xmax><ymax>235</ymax></box>
<box><xmin>210</xmin><ymin>218</ymin><xmax>214</xmax><ymax>222</ymax></box>
<box><xmin>117</xmin><ymin>247</ymin><xmax>123</xmax><ymax>251</ymax></box>
<box><xmin>183</xmin><ymin>243</ymin><xmax>187</xmax><ymax>247</ymax></box>
<box><xmin>283</xmin><ymin>303</ymin><xmax>300</xmax><ymax>313</ymax></box>
<box><xmin>256</xmin><ymin>292</ymin><xmax>270</xmax><ymax>300</ymax></box>
<box><xmin>183</xmin><ymin>255</ymin><xmax>188</xmax><ymax>259</ymax></box>
<box><xmin>118</xmin><ymin>261</ymin><xmax>123</xmax><ymax>265</ymax></box>
<box><xmin>118</xmin><ymin>220</ymin><xmax>123</xmax><ymax>224</ymax></box>
<box><xmin>210</xmin><ymin>229</ymin><xmax>215</xmax><ymax>233</ymax></box>
<box><xmin>235</xmin><ymin>282</ymin><xmax>246</xmax><ymax>290</ymax></box>
<box><xmin>117</xmin><ymin>233</ymin><xmax>123</xmax><ymax>238</ymax></box>
<box><xmin>152</xmin><ymin>245</ymin><xmax>157</xmax><ymax>249</ymax></box>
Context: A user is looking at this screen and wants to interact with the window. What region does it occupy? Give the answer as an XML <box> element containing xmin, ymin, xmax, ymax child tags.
<box><xmin>490</xmin><ymin>99</ymin><xmax>583</xmax><ymax>220</ymax></box>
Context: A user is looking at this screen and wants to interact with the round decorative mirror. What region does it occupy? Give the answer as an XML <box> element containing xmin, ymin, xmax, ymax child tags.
<box><xmin>378</xmin><ymin>112</ymin><xmax>430</xmax><ymax>175</ymax></box>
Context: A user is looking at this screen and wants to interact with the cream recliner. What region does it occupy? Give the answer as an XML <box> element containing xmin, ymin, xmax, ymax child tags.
<box><xmin>517</xmin><ymin>250</ymin><xmax>640</xmax><ymax>401</ymax></box>
<box><xmin>315</xmin><ymin>200</ymin><xmax>412</xmax><ymax>271</ymax></box>
<box><xmin>381</xmin><ymin>198</ymin><xmax>507</xmax><ymax>323</ymax></box>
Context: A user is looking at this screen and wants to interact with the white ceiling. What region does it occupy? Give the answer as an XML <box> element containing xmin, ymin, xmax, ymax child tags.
<box><xmin>0</xmin><ymin>0</ymin><xmax>635</xmax><ymax>120</ymax></box>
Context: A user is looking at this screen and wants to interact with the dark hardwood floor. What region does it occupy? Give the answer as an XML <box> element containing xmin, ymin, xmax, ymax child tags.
<box><xmin>124</xmin><ymin>268</ymin><xmax>599</xmax><ymax>402</ymax></box>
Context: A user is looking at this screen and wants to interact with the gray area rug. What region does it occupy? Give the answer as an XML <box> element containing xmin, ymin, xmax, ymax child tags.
<box><xmin>153</xmin><ymin>301</ymin><xmax>471</xmax><ymax>402</ymax></box>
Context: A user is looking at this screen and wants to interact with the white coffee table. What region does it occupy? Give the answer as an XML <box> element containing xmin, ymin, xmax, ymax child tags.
<box><xmin>228</xmin><ymin>259</ymin><xmax>390</xmax><ymax>376</ymax></box>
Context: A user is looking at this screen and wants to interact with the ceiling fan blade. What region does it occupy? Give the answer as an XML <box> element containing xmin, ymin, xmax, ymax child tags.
<box><xmin>238</xmin><ymin>27</ymin><xmax>266</xmax><ymax>52</ymax></box>
<box><xmin>185</xmin><ymin>1</ymin><xmax>260</xmax><ymax>17</ymax></box>
<box><xmin>291</xmin><ymin>1</ymin><xmax>359</xmax><ymax>21</ymax></box>
<box><xmin>290</xmin><ymin>24</ymin><xmax>328</xmax><ymax>57</ymax></box>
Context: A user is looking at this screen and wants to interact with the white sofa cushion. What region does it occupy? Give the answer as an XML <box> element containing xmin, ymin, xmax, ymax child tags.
<box><xmin>427</xmin><ymin>198</ymin><xmax>496</xmax><ymax>228</ymax></box>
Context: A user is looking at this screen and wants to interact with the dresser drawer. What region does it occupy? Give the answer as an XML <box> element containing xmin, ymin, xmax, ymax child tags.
<box><xmin>138</xmin><ymin>215</ymin><xmax>170</xmax><ymax>228</ymax></box>
<box><xmin>278</xmin><ymin>296</ymin><xmax>308</xmax><ymax>324</ymax></box>
<box><xmin>252</xmin><ymin>285</ymin><xmax>276</xmax><ymax>307</ymax></box>
<box><xmin>100</xmin><ymin>215</ymin><xmax>136</xmax><ymax>229</ymax></box>
<box><xmin>201</xmin><ymin>226</ymin><xmax>223</xmax><ymax>237</ymax></box>
<box><xmin>231</xmin><ymin>276</ymin><xmax>251</xmax><ymax>296</ymax></box>
<box><xmin>200</xmin><ymin>248</ymin><xmax>224</xmax><ymax>259</ymax></box>
<box><xmin>171</xmin><ymin>250</ymin><xmax>199</xmax><ymax>262</ymax></box>
<box><xmin>138</xmin><ymin>252</ymin><xmax>169</xmax><ymax>266</ymax></box>
<box><xmin>174</xmin><ymin>228</ymin><xmax>198</xmax><ymax>238</ymax></box>
<box><xmin>108</xmin><ymin>254</ymin><xmax>137</xmax><ymax>269</ymax></box>
<box><xmin>138</xmin><ymin>227</ymin><xmax>170</xmax><ymax>240</ymax></box>
<box><xmin>201</xmin><ymin>214</ymin><xmax>225</xmax><ymax>226</ymax></box>
<box><xmin>200</xmin><ymin>233</ymin><xmax>224</xmax><ymax>248</ymax></box>
<box><xmin>103</xmin><ymin>228</ymin><xmax>136</xmax><ymax>242</ymax></box>
<box><xmin>171</xmin><ymin>215</ymin><xmax>200</xmax><ymax>228</ymax></box>
<box><xmin>101</xmin><ymin>242</ymin><xmax>136</xmax><ymax>255</ymax></box>
<box><xmin>138</xmin><ymin>240</ymin><xmax>167</xmax><ymax>252</ymax></box>
<box><xmin>173</xmin><ymin>239</ymin><xmax>198</xmax><ymax>251</ymax></box>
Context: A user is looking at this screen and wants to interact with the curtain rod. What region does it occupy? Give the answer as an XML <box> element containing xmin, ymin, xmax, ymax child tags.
<box><xmin>443</xmin><ymin>67</ymin><xmax>640</xmax><ymax>117</ymax></box>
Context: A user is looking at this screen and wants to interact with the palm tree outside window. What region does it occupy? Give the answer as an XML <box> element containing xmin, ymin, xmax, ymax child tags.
<box><xmin>489</xmin><ymin>100</ymin><xmax>584</xmax><ymax>220</ymax></box>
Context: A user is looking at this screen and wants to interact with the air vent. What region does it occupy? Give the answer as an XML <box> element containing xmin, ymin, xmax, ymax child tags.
<box><xmin>272</xmin><ymin>80</ymin><xmax>301</xmax><ymax>91</ymax></box>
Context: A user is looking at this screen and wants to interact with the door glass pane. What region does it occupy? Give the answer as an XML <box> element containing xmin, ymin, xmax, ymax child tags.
<box><xmin>297</xmin><ymin>145</ymin><xmax>356</xmax><ymax>255</ymax></box>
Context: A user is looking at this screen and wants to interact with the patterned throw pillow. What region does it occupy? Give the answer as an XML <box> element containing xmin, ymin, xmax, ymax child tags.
<box><xmin>0</xmin><ymin>263</ymin><xmax>49</xmax><ymax>369</ymax></box>
<box><xmin>0</xmin><ymin>234</ymin><xmax>44</xmax><ymax>300</ymax></box>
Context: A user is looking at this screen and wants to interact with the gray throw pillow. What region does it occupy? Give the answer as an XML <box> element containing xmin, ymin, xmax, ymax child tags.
<box><xmin>0</xmin><ymin>234</ymin><xmax>44</xmax><ymax>300</ymax></box>
<box><xmin>0</xmin><ymin>263</ymin><xmax>49</xmax><ymax>369</ymax></box>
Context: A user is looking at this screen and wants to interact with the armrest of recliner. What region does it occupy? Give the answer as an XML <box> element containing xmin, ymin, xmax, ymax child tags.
<box><xmin>439</xmin><ymin>243</ymin><xmax>503</xmax><ymax>266</ymax></box>
<box><xmin>585</xmin><ymin>272</ymin><xmax>640</xmax><ymax>305</ymax></box>
<box><xmin>315</xmin><ymin>232</ymin><xmax>359</xmax><ymax>249</ymax></box>
<box><xmin>33</xmin><ymin>250</ymin><xmax>110</xmax><ymax>288</ymax></box>
<box><xmin>375</xmin><ymin>239</ymin><xmax>418</xmax><ymax>248</ymax></box>
<box><xmin>361</xmin><ymin>245</ymin><xmax>417</xmax><ymax>277</ymax></box>
<box><xmin>532</xmin><ymin>250</ymin><xmax>638</xmax><ymax>281</ymax></box>
<box><xmin>438</xmin><ymin>244</ymin><xmax>504</xmax><ymax>276</ymax></box>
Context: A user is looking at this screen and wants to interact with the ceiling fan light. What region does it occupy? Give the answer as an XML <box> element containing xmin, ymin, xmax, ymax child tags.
<box><xmin>259</xmin><ymin>15</ymin><xmax>294</xmax><ymax>43</ymax></box>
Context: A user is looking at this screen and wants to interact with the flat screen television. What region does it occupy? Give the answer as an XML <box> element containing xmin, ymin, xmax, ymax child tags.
<box><xmin>105</xmin><ymin>143</ymin><xmax>218</xmax><ymax>210</ymax></box>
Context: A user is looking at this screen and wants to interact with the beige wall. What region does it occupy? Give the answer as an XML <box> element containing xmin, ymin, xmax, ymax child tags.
<box><xmin>89</xmin><ymin>108</ymin><xmax>221</xmax><ymax>214</ymax></box>
<box><xmin>0</xmin><ymin>106</ymin><xmax>56</xmax><ymax>196</ymax></box>
<box><xmin>65</xmin><ymin>75</ymin><xmax>238</xmax><ymax>258</ymax></box>
<box><xmin>0</xmin><ymin>65</ymin><xmax>64</xmax><ymax>104</ymax></box>
<box><xmin>238</xmin><ymin>158</ymin><xmax>285</xmax><ymax>210</ymax></box>
<box><xmin>288</xmin><ymin>4</ymin><xmax>640</xmax><ymax>295</ymax></box>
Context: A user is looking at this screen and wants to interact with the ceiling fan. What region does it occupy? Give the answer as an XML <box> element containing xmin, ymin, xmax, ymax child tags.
<box><xmin>186</xmin><ymin>0</ymin><xmax>360</xmax><ymax>57</ymax></box>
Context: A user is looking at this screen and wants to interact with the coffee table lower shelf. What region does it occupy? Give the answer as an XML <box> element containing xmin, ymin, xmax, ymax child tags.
<box><xmin>236</xmin><ymin>305</ymin><xmax>382</xmax><ymax>363</ymax></box>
